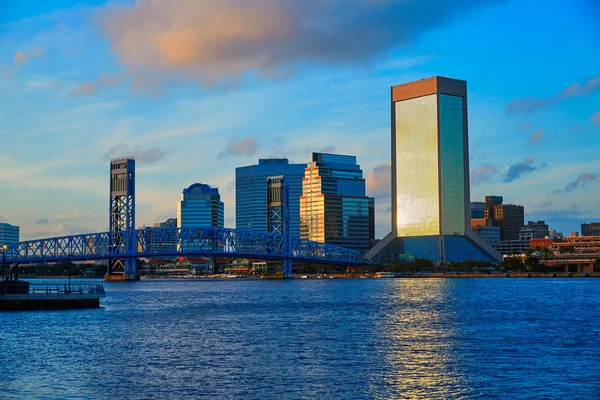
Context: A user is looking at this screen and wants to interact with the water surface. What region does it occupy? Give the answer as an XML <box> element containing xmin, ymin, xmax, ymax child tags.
<box><xmin>1</xmin><ymin>278</ymin><xmax>599</xmax><ymax>399</ymax></box>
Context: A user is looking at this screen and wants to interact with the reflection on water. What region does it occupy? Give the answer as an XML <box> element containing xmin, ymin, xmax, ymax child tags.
<box><xmin>1</xmin><ymin>278</ymin><xmax>599</xmax><ymax>399</ymax></box>
<box><xmin>374</xmin><ymin>279</ymin><xmax>472</xmax><ymax>399</ymax></box>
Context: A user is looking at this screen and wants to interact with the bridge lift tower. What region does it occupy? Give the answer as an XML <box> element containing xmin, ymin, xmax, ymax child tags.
<box><xmin>266</xmin><ymin>176</ymin><xmax>292</xmax><ymax>277</ymax></box>
<box><xmin>106</xmin><ymin>158</ymin><xmax>139</xmax><ymax>281</ymax></box>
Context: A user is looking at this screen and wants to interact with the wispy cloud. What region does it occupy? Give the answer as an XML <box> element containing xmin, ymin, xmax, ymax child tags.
<box><xmin>70</xmin><ymin>73</ymin><xmax>121</xmax><ymax>97</ymax></box>
<box><xmin>504</xmin><ymin>157</ymin><xmax>546</xmax><ymax>183</ymax></box>
<box><xmin>366</xmin><ymin>163</ymin><xmax>391</xmax><ymax>198</ymax></box>
<box><xmin>557</xmin><ymin>173</ymin><xmax>599</xmax><ymax>193</ymax></box>
<box><xmin>13</xmin><ymin>47</ymin><xmax>44</xmax><ymax>64</ymax></box>
<box><xmin>508</xmin><ymin>74</ymin><xmax>600</xmax><ymax>114</ymax></box>
<box><xmin>97</xmin><ymin>0</ymin><xmax>499</xmax><ymax>90</ymax></box>
<box><xmin>527</xmin><ymin>128</ymin><xmax>544</xmax><ymax>143</ymax></box>
<box><xmin>104</xmin><ymin>144</ymin><xmax>170</xmax><ymax>164</ymax></box>
<box><xmin>591</xmin><ymin>111</ymin><xmax>600</xmax><ymax>124</ymax></box>
<box><xmin>35</xmin><ymin>218</ymin><xmax>50</xmax><ymax>225</ymax></box>
<box><xmin>471</xmin><ymin>164</ymin><xmax>499</xmax><ymax>185</ymax></box>
<box><xmin>218</xmin><ymin>136</ymin><xmax>257</xmax><ymax>159</ymax></box>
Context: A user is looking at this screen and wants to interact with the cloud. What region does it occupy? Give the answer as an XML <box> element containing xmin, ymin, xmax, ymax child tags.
<box><xmin>366</xmin><ymin>163</ymin><xmax>391</xmax><ymax>198</ymax></box>
<box><xmin>376</xmin><ymin>54</ymin><xmax>437</xmax><ymax>71</ymax></box>
<box><xmin>49</xmin><ymin>224</ymin><xmax>89</xmax><ymax>237</ymax></box>
<box><xmin>96</xmin><ymin>0</ymin><xmax>499</xmax><ymax>89</ymax></box>
<box><xmin>508</xmin><ymin>74</ymin><xmax>600</xmax><ymax>114</ymax></box>
<box><xmin>104</xmin><ymin>144</ymin><xmax>169</xmax><ymax>164</ymax></box>
<box><xmin>13</xmin><ymin>47</ymin><xmax>44</xmax><ymax>64</ymax></box>
<box><xmin>558</xmin><ymin>173</ymin><xmax>599</xmax><ymax>193</ymax></box>
<box><xmin>504</xmin><ymin>157</ymin><xmax>546</xmax><ymax>183</ymax></box>
<box><xmin>591</xmin><ymin>112</ymin><xmax>600</xmax><ymax>124</ymax></box>
<box><xmin>304</xmin><ymin>145</ymin><xmax>336</xmax><ymax>154</ymax></box>
<box><xmin>0</xmin><ymin>214</ymin><xmax>6</xmax><ymax>222</ymax></box>
<box><xmin>218</xmin><ymin>136</ymin><xmax>257</xmax><ymax>159</ymax></box>
<box><xmin>527</xmin><ymin>128</ymin><xmax>544</xmax><ymax>143</ymax></box>
<box><xmin>36</xmin><ymin>218</ymin><xmax>50</xmax><ymax>225</ymax></box>
<box><xmin>70</xmin><ymin>73</ymin><xmax>121</xmax><ymax>97</ymax></box>
<box><xmin>471</xmin><ymin>164</ymin><xmax>498</xmax><ymax>185</ymax></box>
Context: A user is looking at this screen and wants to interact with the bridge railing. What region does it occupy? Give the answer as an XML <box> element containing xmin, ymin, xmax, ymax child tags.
<box><xmin>4</xmin><ymin>227</ymin><xmax>366</xmax><ymax>265</ymax></box>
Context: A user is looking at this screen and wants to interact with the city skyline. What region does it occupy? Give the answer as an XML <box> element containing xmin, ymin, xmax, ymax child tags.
<box><xmin>0</xmin><ymin>0</ymin><xmax>599</xmax><ymax>241</ymax></box>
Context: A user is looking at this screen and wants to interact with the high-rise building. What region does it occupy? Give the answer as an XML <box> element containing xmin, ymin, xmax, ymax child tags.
<box><xmin>236</xmin><ymin>159</ymin><xmax>305</xmax><ymax>238</ymax></box>
<box><xmin>471</xmin><ymin>201</ymin><xmax>486</xmax><ymax>219</ymax></box>
<box><xmin>581</xmin><ymin>222</ymin><xmax>600</xmax><ymax>236</ymax></box>
<box><xmin>367</xmin><ymin>76</ymin><xmax>501</xmax><ymax>263</ymax></box>
<box><xmin>300</xmin><ymin>153</ymin><xmax>374</xmax><ymax>253</ymax></box>
<box><xmin>177</xmin><ymin>184</ymin><xmax>224</xmax><ymax>228</ymax></box>
<box><xmin>0</xmin><ymin>222</ymin><xmax>19</xmax><ymax>246</ymax></box>
<box><xmin>493</xmin><ymin>204</ymin><xmax>524</xmax><ymax>241</ymax></box>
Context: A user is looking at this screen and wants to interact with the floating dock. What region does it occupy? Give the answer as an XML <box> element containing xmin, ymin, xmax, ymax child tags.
<box><xmin>0</xmin><ymin>280</ymin><xmax>106</xmax><ymax>311</ymax></box>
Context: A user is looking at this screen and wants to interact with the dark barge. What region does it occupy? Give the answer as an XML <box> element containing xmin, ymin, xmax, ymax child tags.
<box><xmin>0</xmin><ymin>279</ymin><xmax>106</xmax><ymax>311</ymax></box>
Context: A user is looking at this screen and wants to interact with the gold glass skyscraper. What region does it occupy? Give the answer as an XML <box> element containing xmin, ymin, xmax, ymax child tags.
<box><xmin>367</xmin><ymin>77</ymin><xmax>501</xmax><ymax>263</ymax></box>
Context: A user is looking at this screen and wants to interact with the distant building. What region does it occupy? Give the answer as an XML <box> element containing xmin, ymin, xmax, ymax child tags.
<box><xmin>300</xmin><ymin>152</ymin><xmax>374</xmax><ymax>253</ymax></box>
<box><xmin>0</xmin><ymin>222</ymin><xmax>19</xmax><ymax>246</ymax></box>
<box><xmin>581</xmin><ymin>222</ymin><xmax>600</xmax><ymax>236</ymax></box>
<box><xmin>493</xmin><ymin>239</ymin><xmax>529</xmax><ymax>255</ymax></box>
<box><xmin>472</xmin><ymin>225</ymin><xmax>501</xmax><ymax>246</ymax></box>
<box><xmin>236</xmin><ymin>158</ymin><xmax>306</xmax><ymax>239</ymax></box>
<box><xmin>493</xmin><ymin>204</ymin><xmax>524</xmax><ymax>241</ymax></box>
<box><xmin>522</xmin><ymin>220</ymin><xmax>550</xmax><ymax>238</ymax></box>
<box><xmin>367</xmin><ymin>76</ymin><xmax>501</xmax><ymax>263</ymax></box>
<box><xmin>154</xmin><ymin>218</ymin><xmax>177</xmax><ymax>228</ymax></box>
<box><xmin>470</xmin><ymin>201</ymin><xmax>486</xmax><ymax>219</ymax></box>
<box><xmin>484</xmin><ymin>196</ymin><xmax>503</xmax><ymax>220</ymax></box>
<box><xmin>177</xmin><ymin>184</ymin><xmax>224</xmax><ymax>229</ymax></box>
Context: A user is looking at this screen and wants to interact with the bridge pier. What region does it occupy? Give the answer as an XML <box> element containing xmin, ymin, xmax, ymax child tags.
<box><xmin>105</xmin><ymin>272</ymin><xmax>140</xmax><ymax>281</ymax></box>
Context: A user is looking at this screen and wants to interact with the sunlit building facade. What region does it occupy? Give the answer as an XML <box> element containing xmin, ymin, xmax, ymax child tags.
<box><xmin>300</xmin><ymin>153</ymin><xmax>374</xmax><ymax>253</ymax></box>
<box><xmin>177</xmin><ymin>184</ymin><xmax>224</xmax><ymax>229</ymax></box>
<box><xmin>367</xmin><ymin>76</ymin><xmax>501</xmax><ymax>263</ymax></box>
<box><xmin>236</xmin><ymin>159</ymin><xmax>305</xmax><ymax>239</ymax></box>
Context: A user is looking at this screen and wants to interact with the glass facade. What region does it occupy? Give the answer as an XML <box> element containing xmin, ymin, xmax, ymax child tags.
<box><xmin>235</xmin><ymin>159</ymin><xmax>305</xmax><ymax>239</ymax></box>
<box><xmin>300</xmin><ymin>153</ymin><xmax>374</xmax><ymax>253</ymax></box>
<box><xmin>0</xmin><ymin>222</ymin><xmax>19</xmax><ymax>246</ymax></box>
<box><xmin>439</xmin><ymin>94</ymin><xmax>466</xmax><ymax>236</ymax></box>
<box><xmin>394</xmin><ymin>94</ymin><xmax>440</xmax><ymax>236</ymax></box>
<box><xmin>177</xmin><ymin>183</ymin><xmax>224</xmax><ymax>229</ymax></box>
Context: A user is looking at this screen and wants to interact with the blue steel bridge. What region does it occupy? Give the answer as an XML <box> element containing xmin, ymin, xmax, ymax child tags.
<box><xmin>2</xmin><ymin>227</ymin><xmax>364</xmax><ymax>266</ymax></box>
<box><xmin>2</xmin><ymin>158</ymin><xmax>366</xmax><ymax>279</ymax></box>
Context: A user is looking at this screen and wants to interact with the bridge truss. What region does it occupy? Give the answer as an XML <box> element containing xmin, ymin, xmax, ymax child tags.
<box><xmin>2</xmin><ymin>227</ymin><xmax>365</xmax><ymax>266</ymax></box>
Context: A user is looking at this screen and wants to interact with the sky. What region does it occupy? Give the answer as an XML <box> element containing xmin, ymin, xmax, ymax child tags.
<box><xmin>0</xmin><ymin>0</ymin><xmax>599</xmax><ymax>241</ymax></box>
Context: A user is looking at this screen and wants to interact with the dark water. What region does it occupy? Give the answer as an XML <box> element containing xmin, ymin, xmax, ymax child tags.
<box><xmin>1</xmin><ymin>278</ymin><xmax>599</xmax><ymax>399</ymax></box>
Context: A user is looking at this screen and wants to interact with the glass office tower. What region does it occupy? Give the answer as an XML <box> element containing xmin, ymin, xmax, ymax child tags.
<box><xmin>300</xmin><ymin>153</ymin><xmax>375</xmax><ymax>253</ymax></box>
<box><xmin>236</xmin><ymin>159</ymin><xmax>305</xmax><ymax>239</ymax></box>
<box><xmin>177</xmin><ymin>183</ymin><xmax>224</xmax><ymax>229</ymax></box>
<box><xmin>367</xmin><ymin>76</ymin><xmax>501</xmax><ymax>263</ymax></box>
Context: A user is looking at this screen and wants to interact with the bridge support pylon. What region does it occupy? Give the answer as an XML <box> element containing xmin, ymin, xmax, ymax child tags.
<box><xmin>106</xmin><ymin>158</ymin><xmax>139</xmax><ymax>281</ymax></box>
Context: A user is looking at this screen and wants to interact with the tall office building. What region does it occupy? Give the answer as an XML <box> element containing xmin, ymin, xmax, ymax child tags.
<box><xmin>177</xmin><ymin>184</ymin><xmax>224</xmax><ymax>228</ymax></box>
<box><xmin>367</xmin><ymin>76</ymin><xmax>501</xmax><ymax>263</ymax></box>
<box><xmin>300</xmin><ymin>153</ymin><xmax>375</xmax><ymax>253</ymax></box>
<box><xmin>0</xmin><ymin>222</ymin><xmax>19</xmax><ymax>246</ymax></box>
<box><xmin>236</xmin><ymin>159</ymin><xmax>305</xmax><ymax>239</ymax></box>
<box><xmin>493</xmin><ymin>204</ymin><xmax>525</xmax><ymax>241</ymax></box>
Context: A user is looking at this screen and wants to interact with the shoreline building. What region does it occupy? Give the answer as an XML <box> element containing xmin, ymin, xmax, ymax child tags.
<box><xmin>236</xmin><ymin>158</ymin><xmax>305</xmax><ymax>239</ymax></box>
<box><xmin>367</xmin><ymin>76</ymin><xmax>501</xmax><ymax>263</ymax></box>
<box><xmin>177</xmin><ymin>184</ymin><xmax>224</xmax><ymax>229</ymax></box>
<box><xmin>300</xmin><ymin>153</ymin><xmax>374</xmax><ymax>253</ymax></box>
<box><xmin>0</xmin><ymin>222</ymin><xmax>19</xmax><ymax>246</ymax></box>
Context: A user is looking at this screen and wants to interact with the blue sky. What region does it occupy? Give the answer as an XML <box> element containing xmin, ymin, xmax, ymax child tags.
<box><xmin>0</xmin><ymin>0</ymin><xmax>599</xmax><ymax>240</ymax></box>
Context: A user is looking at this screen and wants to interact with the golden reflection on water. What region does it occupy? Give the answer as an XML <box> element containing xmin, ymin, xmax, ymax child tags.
<box><xmin>372</xmin><ymin>279</ymin><xmax>471</xmax><ymax>399</ymax></box>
